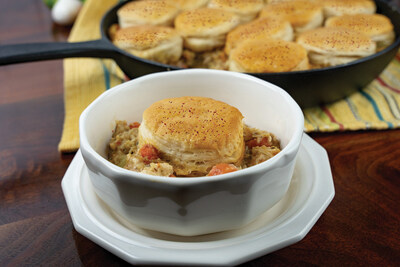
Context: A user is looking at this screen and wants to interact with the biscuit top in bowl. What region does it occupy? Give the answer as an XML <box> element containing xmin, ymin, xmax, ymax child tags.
<box><xmin>139</xmin><ymin>96</ymin><xmax>245</xmax><ymax>176</ymax></box>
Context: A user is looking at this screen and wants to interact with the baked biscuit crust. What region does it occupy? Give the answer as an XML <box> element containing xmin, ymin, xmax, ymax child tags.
<box><xmin>113</xmin><ymin>25</ymin><xmax>183</xmax><ymax>64</ymax></box>
<box><xmin>321</xmin><ymin>0</ymin><xmax>376</xmax><ymax>18</ymax></box>
<box><xmin>225</xmin><ymin>17</ymin><xmax>294</xmax><ymax>54</ymax></box>
<box><xmin>325</xmin><ymin>14</ymin><xmax>395</xmax><ymax>49</ymax></box>
<box><xmin>229</xmin><ymin>39</ymin><xmax>309</xmax><ymax>73</ymax></box>
<box><xmin>259</xmin><ymin>0</ymin><xmax>324</xmax><ymax>33</ymax></box>
<box><xmin>117</xmin><ymin>0</ymin><xmax>179</xmax><ymax>27</ymax></box>
<box><xmin>175</xmin><ymin>8</ymin><xmax>239</xmax><ymax>37</ymax></box>
<box><xmin>174</xmin><ymin>0</ymin><xmax>209</xmax><ymax>11</ymax></box>
<box><xmin>297</xmin><ymin>27</ymin><xmax>376</xmax><ymax>66</ymax></box>
<box><xmin>208</xmin><ymin>0</ymin><xmax>264</xmax><ymax>23</ymax></box>
<box><xmin>139</xmin><ymin>96</ymin><xmax>245</xmax><ymax>176</ymax></box>
<box><xmin>174</xmin><ymin>8</ymin><xmax>240</xmax><ymax>52</ymax></box>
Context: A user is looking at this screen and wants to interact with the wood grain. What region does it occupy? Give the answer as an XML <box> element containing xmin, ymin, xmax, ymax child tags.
<box><xmin>0</xmin><ymin>0</ymin><xmax>399</xmax><ymax>266</ymax></box>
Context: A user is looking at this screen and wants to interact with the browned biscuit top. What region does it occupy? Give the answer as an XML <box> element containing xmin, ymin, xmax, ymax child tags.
<box><xmin>230</xmin><ymin>39</ymin><xmax>308</xmax><ymax>72</ymax></box>
<box><xmin>321</xmin><ymin>0</ymin><xmax>376</xmax><ymax>16</ymax></box>
<box><xmin>113</xmin><ymin>25</ymin><xmax>180</xmax><ymax>50</ymax></box>
<box><xmin>117</xmin><ymin>0</ymin><xmax>179</xmax><ymax>23</ymax></box>
<box><xmin>208</xmin><ymin>0</ymin><xmax>264</xmax><ymax>13</ymax></box>
<box><xmin>142</xmin><ymin>96</ymin><xmax>244</xmax><ymax>151</ymax></box>
<box><xmin>174</xmin><ymin>8</ymin><xmax>239</xmax><ymax>36</ymax></box>
<box><xmin>225</xmin><ymin>17</ymin><xmax>293</xmax><ymax>54</ymax></box>
<box><xmin>259</xmin><ymin>0</ymin><xmax>322</xmax><ymax>28</ymax></box>
<box><xmin>296</xmin><ymin>27</ymin><xmax>376</xmax><ymax>54</ymax></box>
<box><xmin>325</xmin><ymin>14</ymin><xmax>394</xmax><ymax>36</ymax></box>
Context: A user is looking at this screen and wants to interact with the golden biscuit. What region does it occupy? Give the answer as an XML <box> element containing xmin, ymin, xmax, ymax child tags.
<box><xmin>229</xmin><ymin>39</ymin><xmax>309</xmax><ymax>72</ymax></box>
<box><xmin>225</xmin><ymin>17</ymin><xmax>294</xmax><ymax>54</ymax></box>
<box><xmin>259</xmin><ymin>0</ymin><xmax>323</xmax><ymax>34</ymax></box>
<box><xmin>208</xmin><ymin>0</ymin><xmax>264</xmax><ymax>23</ymax></box>
<box><xmin>325</xmin><ymin>14</ymin><xmax>395</xmax><ymax>50</ymax></box>
<box><xmin>138</xmin><ymin>96</ymin><xmax>245</xmax><ymax>176</ymax></box>
<box><xmin>174</xmin><ymin>8</ymin><xmax>240</xmax><ymax>52</ymax></box>
<box><xmin>321</xmin><ymin>0</ymin><xmax>376</xmax><ymax>18</ymax></box>
<box><xmin>174</xmin><ymin>0</ymin><xmax>209</xmax><ymax>10</ymax></box>
<box><xmin>113</xmin><ymin>25</ymin><xmax>183</xmax><ymax>64</ymax></box>
<box><xmin>117</xmin><ymin>0</ymin><xmax>180</xmax><ymax>28</ymax></box>
<box><xmin>297</xmin><ymin>27</ymin><xmax>376</xmax><ymax>67</ymax></box>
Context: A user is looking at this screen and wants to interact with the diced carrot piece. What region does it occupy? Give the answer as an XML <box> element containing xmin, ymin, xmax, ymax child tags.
<box><xmin>246</xmin><ymin>137</ymin><xmax>271</xmax><ymax>148</ymax></box>
<box><xmin>139</xmin><ymin>144</ymin><xmax>159</xmax><ymax>163</ymax></box>
<box><xmin>208</xmin><ymin>163</ymin><xmax>238</xmax><ymax>176</ymax></box>
<box><xmin>129</xmin><ymin>122</ymin><xmax>141</xmax><ymax>129</ymax></box>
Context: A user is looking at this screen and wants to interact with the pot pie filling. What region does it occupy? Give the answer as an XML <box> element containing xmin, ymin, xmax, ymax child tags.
<box><xmin>107</xmin><ymin>97</ymin><xmax>281</xmax><ymax>177</ymax></box>
<box><xmin>108</xmin><ymin>121</ymin><xmax>280</xmax><ymax>177</ymax></box>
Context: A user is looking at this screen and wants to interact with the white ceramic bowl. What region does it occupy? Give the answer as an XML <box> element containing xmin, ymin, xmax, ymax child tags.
<box><xmin>79</xmin><ymin>69</ymin><xmax>304</xmax><ymax>236</ymax></box>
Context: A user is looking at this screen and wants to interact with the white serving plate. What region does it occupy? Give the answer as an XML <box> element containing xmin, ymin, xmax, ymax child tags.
<box><xmin>62</xmin><ymin>134</ymin><xmax>334</xmax><ymax>266</ymax></box>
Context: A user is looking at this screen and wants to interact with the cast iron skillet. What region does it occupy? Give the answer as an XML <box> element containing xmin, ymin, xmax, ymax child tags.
<box><xmin>0</xmin><ymin>0</ymin><xmax>399</xmax><ymax>108</ymax></box>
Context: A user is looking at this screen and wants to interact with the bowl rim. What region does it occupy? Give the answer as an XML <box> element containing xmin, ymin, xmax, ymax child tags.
<box><xmin>79</xmin><ymin>69</ymin><xmax>304</xmax><ymax>185</ymax></box>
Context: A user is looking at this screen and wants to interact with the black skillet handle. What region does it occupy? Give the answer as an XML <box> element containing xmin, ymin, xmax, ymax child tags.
<box><xmin>0</xmin><ymin>39</ymin><xmax>118</xmax><ymax>65</ymax></box>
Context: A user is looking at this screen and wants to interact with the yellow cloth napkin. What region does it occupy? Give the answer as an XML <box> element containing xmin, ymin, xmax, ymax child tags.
<box><xmin>58</xmin><ymin>0</ymin><xmax>400</xmax><ymax>153</ymax></box>
<box><xmin>304</xmin><ymin>58</ymin><xmax>400</xmax><ymax>131</ymax></box>
<box><xmin>58</xmin><ymin>0</ymin><xmax>122</xmax><ymax>152</ymax></box>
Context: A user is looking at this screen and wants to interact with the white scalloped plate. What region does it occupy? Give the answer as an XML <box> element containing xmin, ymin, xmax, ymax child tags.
<box><xmin>62</xmin><ymin>134</ymin><xmax>334</xmax><ymax>266</ymax></box>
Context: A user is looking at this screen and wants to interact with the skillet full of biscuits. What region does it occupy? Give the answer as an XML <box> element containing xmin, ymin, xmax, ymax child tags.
<box><xmin>0</xmin><ymin>0</ymin><xmax>399</xmax><ymax>108</ymax></box>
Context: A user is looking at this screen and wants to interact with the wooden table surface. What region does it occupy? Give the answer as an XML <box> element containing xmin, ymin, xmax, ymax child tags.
<box><xmin>1</xmin><ymin>0</ymin><xmax>399</xmax><ymax>266</ymax></box>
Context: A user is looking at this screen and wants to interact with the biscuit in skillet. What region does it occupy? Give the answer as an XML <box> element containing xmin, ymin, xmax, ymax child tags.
<box><xmin>225</xmin><ymin>16</ymin><xmax>294</xmax><ymax>55</ymax></box>
<box><xmin>117</xmin><ymin>0</ymin><xmax>180</xmax><ymax>28</ymax></box>
<box><xmin>296</xmin><ymin>27</ymin><xmax>376</xmax><ymax>67</ymax></box>
<box><xmin>208</xmin><ymin>0</ymin><xmax>264</xmax><ymax>23</ymax></box>
<box><xmin>321</xmin><ymin>0</ymin><xmax>376</xmax><ymax>18</ymax></box>
<box><xmin>259</xmin><ymin>0</ymin><xmax>324</xmax><ymax>34</ymax></box>
<box><xmin>229</xmin><ymin>39</ymin><xmax>309</xmax><ymax>72</ymax></box>
<box><xmin>112</xmin><ymin>25</ymin><xmax>183</xmax><ymax>64</ymax></box>
<box><xmin>174</xmin><ymin>7</ymin><xmax>240</xmax><ymax>52</ymax></box>
<box><xmin>174</xmin><ymin>0</ymin><xmax>210</xmax><ymax>11</ymax></box>
<box><xmin>325</xmin><ymin>13</ymin><xmax>395</xmax><ymax>50</ymax></box>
